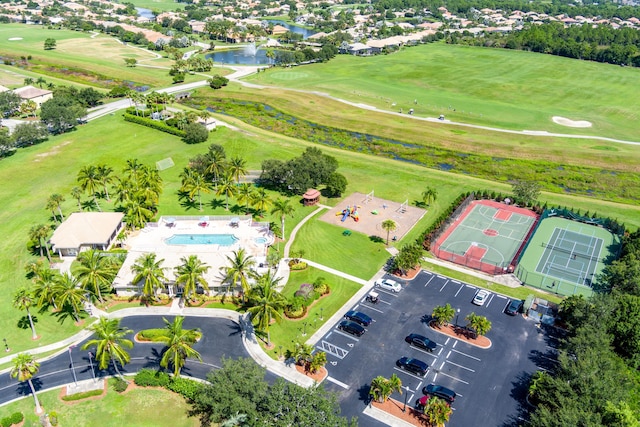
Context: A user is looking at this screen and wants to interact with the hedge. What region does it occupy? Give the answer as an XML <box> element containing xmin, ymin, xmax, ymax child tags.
<box><xmin>137</xmin><ymin>329</ymin><xmax>169</xmax><ymax>342</ymax></box>
<box><xmin>0</xmin><ymin>412</ymin><xmax>23</xmax><ymax>427</ymax></box>
<box><xmin>61</xmin><ymin>388</ymin><xmax>104</xmax><ymax>401</ymax></box>
<box><xmin>123</xmin><ymin>113</ymin><xmax>186</xmax><ymax>137</ymax></box>
<box><xmin>134</xmin><ymin>368</ymin><xmax>170</xmax><ymax>387</ymax></box>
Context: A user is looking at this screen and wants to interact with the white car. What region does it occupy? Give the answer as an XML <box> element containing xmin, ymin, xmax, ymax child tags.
<box><xmin>472</xmin><ymin>289</ymin><xmax>490</xmax><ymax>306</ymax></box>
<box><xmin>375</xmin><ymin>278</ymin><xmax>402</xmax><ymax>293</ymax></box>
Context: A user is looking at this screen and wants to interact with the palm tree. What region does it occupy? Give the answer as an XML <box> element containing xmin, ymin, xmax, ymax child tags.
<box><xmin>270</xmin><ymin>198</ymin><xmax>295</xmax><ymax>241</ymax></box>
<box><xmin>72</xmin><ymin>249</ymin><xmax>117</xmax><ymax>303</ymax></box>
<box><xmin>10</xmin><ymin>353</ymin><xmax>43</xmax><ymax>414</ymax></box>
<box><xmin>285</xmin><ymin>341</ymin><xmax>314</xmax><ymax>366</ymax></box>
<box><xmin>369</xmin><ymin>376</ymin><xmax>392</xmax><ymax>403</ymax></box>
<box><xmin>465</xmin><ymin>312</ymin><xmax>492</xmax><ymax>336</ymax></box>
<box><xmin>45</xmin><ymin>193</ymin><xmax>65</xmax><ymax>222</ymax></box>
<box><xmin>81</xmin><ymin>317</ymin><xmax>133</xmax><ymax>380</ymax></box>
<box><xmin>70</xmin><ymin>186</ymin><xmax>83</xmax><ymax>211</ymax></box>
<box><xmin>423</xmin><ymin>396</ymin><xmax>453</xmax><ymax>426</ymax></box>
<box><xmin>29</xmin><ymin>224</ymin><xmax>51</xmax><ymax>262</ymax></box>
<box><xmin>32</xmin><ymin>266</ymin><xmax>60</xmax><ymax>309</ymax></box>
<box><xmin>432</xmin><ymin>303</ymin><xmax>455</xmax><ymax>327</ymax></box>
<box><xmin>246</xmin><ymin>271</ymin><xmax>285</xmax><ymax>345</ymax></box>
<box><xmin>228</xmin><ymin>156</ymin><xmax>247</xmax><ymax>184</ymax></box>
<box><xmin>54</xmin><ymin>273</ymin><xmax>87</xmax><ymax>322</ymax></box>
<box><xmin>96</xmin><ymin>164</ymin><xmax>114</xmax><ymax>201</ymax></box>
<box><xmin>131</xmin><ymin>253</ymin><xmax>166</xmax><ymax>301</ymax></box>
<box><xmin>77</xmin><ymin>165</ymin><xmax>102</xmax><ymax>211</ymax></box>
<box><xmin>223</xmin><ymin>248</ymin><xmax>256</xmax><ymax>298</ymax></box>
<box><xmin>159</xmin><ymin>316</ymin><xmax>202</xmax><ymax>377</ymax></box>
<box><xmin>388</xmin><ymin>373</ymin><xmax>402</xmax><ymax>396</ymax></box>
<box><xmin>13</xmin><ymin>288</ymin><xmax>38</xmax><ymax>340</ymax></box>
<box><xmin>113</xmin><ymin>177</ymin><xmax>133</xmax><ymax>205</ymax></box>
<box><xmin>180</xmin><ymin>167</ymin><xmax>211</xmax><ymax>211</ymax></box>
<box><xmin>174</xmin><ymin>255</ymin><xmax>210</xmax><ymax>302</ymax></box>
<box><xmin>203</xmin><ymin>146</ymin><xmax>226</xmax><ymax>187</ymax></box>
<box><xmin>35</xmin><ymin>77</ymin><xmax>47</xmax><ymax>88</ymax></box>
<box><xmin>23</xmin><ymin>77</ymin><xmax>34</xmax><ymax>86</ymax></box>
<box><xmin>236</xmin><ymin>183</ymin><xmax>254</xmax><ymax>215</ymax></box>
<box><xmin>422</xmin><ymin>187</ymin><xmax>438</xmax><ymax>206</ymax></box>
<box><xmin>123</xmin><ymin>158</ymin><xmax>144</xmax><ymax>190</ymax></box>
<box><xmin>216</xmin><ymin>172</ymin><xmax>237</xmax><ymax>211</ymax></box>
<box><xmin>381</xmin><ymin>219</ymin><xmax>398</xmax><ymax>245</ymax></box>
<box><xmin>124</xmin><ymin>197</ymin><xmax>154</xmax><ymax>230</ymax></box>
<box><xmin>251</xmin><ymin>187</ymin><xmax>271</xmax><ymax>217</ymax></box>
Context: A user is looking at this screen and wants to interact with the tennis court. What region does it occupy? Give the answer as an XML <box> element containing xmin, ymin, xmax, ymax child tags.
<box><xmin>516</xmin><ymin>216</ymin><xmax>621</xmax><ymax>296</ymax></box>
<box><xmin>432</xmin><ymin>200</ymin><xmax>538</xmax><ymax>274</ymax></box>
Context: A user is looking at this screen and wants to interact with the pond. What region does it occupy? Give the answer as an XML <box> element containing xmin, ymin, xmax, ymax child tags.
<box><xmin>135</xmin><ymin>7</ymin><xmax>155</xmax><ymax>19</ymax></box>
<box><xmin>266</xmin><ymin>20</ymin><xmax>316</xmax><ymax>39</ymax></box>
<box><xmin>205</xmin><ymin>47</ymin><xmax>275</xmax><ymax>65</ymax></box>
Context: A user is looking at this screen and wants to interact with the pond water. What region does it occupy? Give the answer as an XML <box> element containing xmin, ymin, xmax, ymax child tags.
<box><xmin>206</xmin><ymin>48</ymin><xmax>274</xmax><ymax>65</ymax></box>
<box><xmin>135</xmin><ymin>7</ymin><xmax>155</xmax><ymax>19</ymax></box>
<box><xmin>267</xmin><ymin>20</ymin><xmax>315</xmax><ymax>39</ymax></box>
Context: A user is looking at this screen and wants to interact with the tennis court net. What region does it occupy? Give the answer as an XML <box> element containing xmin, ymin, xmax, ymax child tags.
<box><xmin>542</xmin><ymin>243</ymin><xmax>600</xmax><ymax>262</ymax></box>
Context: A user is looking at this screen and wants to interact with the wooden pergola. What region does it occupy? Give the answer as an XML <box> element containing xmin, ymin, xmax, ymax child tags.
<box><xmin>302</xmin><ymin>189</ymin><xmax>321</xmax><ymax>206</ymax></box>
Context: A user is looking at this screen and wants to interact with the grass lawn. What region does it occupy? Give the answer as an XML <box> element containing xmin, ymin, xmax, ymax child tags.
<box><xmin>261</xmin><ymin>267</ymin><xmax>362</xmax><ymax>359</ymax></box>
<box><xmin>245</xmin><ymin>43</ymin><xmax>640</xmax><ymax>142</ymax></box>
<box><xmin>125</xmin><ymin>0</ymin><xmax>186</xmax><ymax>11</ymax></box>
<box><xmin>1</xmin><ymin>381</ymin><xmax>197</xmax><ymax>427</ymax></box>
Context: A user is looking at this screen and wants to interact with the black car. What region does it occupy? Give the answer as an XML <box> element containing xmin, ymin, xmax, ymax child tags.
<box><xmin>505</xmin><ymin>299</ymin><xmax>524</xmax><ymax>316</ymax></box>
<box><xmin>396</xmin><ymin>357</ymin><xmax>429</xmax><ymax>376</ymax></box>
<box><xmin>338</xmin><ymin>320</ymin><xmax>365</xmax><ymax>337</ymax></box>
<box><xmin>344</xmin><ymin>310</ymin><xmax>372</xmax><ymax>326</ymax></box>
<box><xmin>405</xmin><ymin>333</ymin><xmax>437</xmax><ymax>352</ymax></box>
<box><xmin>422</xmin><ymin>384</ymin><xmax>456</xmax><ymax>403</ymax></box>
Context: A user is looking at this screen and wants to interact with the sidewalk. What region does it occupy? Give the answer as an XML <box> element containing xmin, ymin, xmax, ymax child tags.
<box><xmin>422</xmin><ymin>257</ymin><xmax>522</xmax><ymax>288</ymax></box>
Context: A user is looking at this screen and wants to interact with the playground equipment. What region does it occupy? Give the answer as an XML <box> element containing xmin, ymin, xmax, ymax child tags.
<box><xmin>336</xmin><ymin>205</ymin><xmax>360</xmax><ymax>222</ymax></box>
<box><xmin>397</xmin><ymin>199</ymin><xmax>408</xmax><ymax>213</ymax></box>
<box><xmin>363</xmin><ymin>190</ymin><xmax>374</xmax><ymax>204</ymax></box>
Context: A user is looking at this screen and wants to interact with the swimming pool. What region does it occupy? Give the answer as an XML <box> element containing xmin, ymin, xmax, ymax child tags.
<box><xmin>166</xmin><ymin>234</ymin><xmax>238</xmax><ymax>246</ymax></box>
<box><xmin>254</xmin><ymin>237</ymin><xmax>269</xmax><ymax>245</ymax></box>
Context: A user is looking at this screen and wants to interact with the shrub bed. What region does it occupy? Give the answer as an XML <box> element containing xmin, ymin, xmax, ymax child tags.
<box><xmin>123</xmin><ymin>113</ymin><xmax>186</xmax><ymax>137</ymax></box>
<box><xmin>137</xmin><ymin>329</ymin><xmax>168</xmax><ymax>342</ymax></box>
<box><xmin>133</xmin><ymin>369</ymin><xmax>201</xmax><ymax>401</ymax></box>
<box><xmin>61</xmin><ymin>388</ymin><xmax>104</xmax><ymax>401</ymax></box>
<box><xmin>0</xmin><ymin>412</ymin><xmax>23</xmax><ymax>427</ymax></box>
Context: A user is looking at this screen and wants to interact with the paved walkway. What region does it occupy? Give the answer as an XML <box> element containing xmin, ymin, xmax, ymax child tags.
<box><xmin>422</xmin><ymin>257</ymin><xmax>522</xmax><ymax>288</ymax></box>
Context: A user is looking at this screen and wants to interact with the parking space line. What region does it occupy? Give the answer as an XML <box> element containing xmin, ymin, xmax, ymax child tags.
<box><xmin>465</xmin><ymin>284</ymin><xmax>475</xmax><ymax>289</ymax></box>
<box><xmin>446</xmin><ymin>350</ymin><xmax>451</xmax><ymax>359</ymax></box>
<box><xmin>318</xmin><ymin>340</ymin><xmax>349</xmax><ymax>359</ymax></box>
<box><xmin>503</xmin><ymin>300</ymin><xmax>511</xmax><ymax>312</ymax></box>
<box><xmin>493</xmin><ymin>294</ymin><xmax>507</xmax><ymax>300</ymax></box>
<box><xmin>446</xmin><ymin>360</ymin><xmax>475</xmax><ymax>372</ymax></box>
<box><xmin>412</xmin><ymin>347</ymin><xmax>439</xmax><ymax>359</ymax></box>
<box><xmin>486</xmin><ymin>294</ymin><xmax>495</xmax><ymax>307</ymax></box>
<box><xmin>375</xmin><ymin>289</ymin><xmax>399</xmax><ymax>298</ymax></box>
<box><xmin>393</xmin><ymin>368</ymin><xmax>428</xmax><ymax>380</ymax></box>
<box><xmin>437</xmin><ymin>371</ymin><xmax>469</xmax><ymax>384</ymax></box>
<box><xmin>444</xmin><ymin>338</ymin><xmax>450</xmax><ymax>346</ymax></box>
<box><xmin>452</xmin><ymin>340</ymin><xmax>457</xmax><ymax>348</ymax></box>
<box><xmin>364</xmin><ymin>305</ymin><xmax>384</xmax><ymax>314</ymax></box>
<box><xmin>439</xmin><ymin>280</ymin><xmax>449</xmax><ymax>292</ymax></box>
<box><xmin>437</xmin><ymin>347</ymin><xmax>443</xmax><ymax>356</ymax></box>
<box><xmin>326</xmin><ymin>376</ymin><xmax>350</xmax><ymax>389</ymax></box>
<box><xmin>439</xmin><ymin>361</ymin><xmax>445</xmax><ymax>370</ymax></box>
<box><xmin>454</xmin><ymin>284</ymin><xmax>465</xmax><ymax>297</ymax></box>
<box><xmin>451</xmin><ymin>280</ymin><xmax>460</xmax><ymax>284</ymax></box>
<box><xmin>451</xmin><ymin>349</ymin><xmax>481</xmax><ymax>361</ymax></box>
<box><xmin>425</xmin><ymin>275</ymin><xmax>436</xmax><ymax>287</ymax></box>
<box><xmin>333</xmin><ymin>330</ymin><xmax>360</xmax><ymax>341</ymax></box>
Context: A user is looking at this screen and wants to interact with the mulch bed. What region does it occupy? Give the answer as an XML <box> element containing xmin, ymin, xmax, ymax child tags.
<box><xmin>428</xmin><ymin>321</ymin><xmax>492</xmax><ymax>349</ymax></box>
<box><xmin>371</xmin><ymin>397</ymin><xmax>430</xmax><ymax>426</ymax></box>
<box><xmin>294</xmin><ymin>364</ymin><xmax>328</xmax><ymax>383</ymax></box>
<box><xmin>393</xmin><ymin>265</ymin><xmax>421</xmax><ymax>280</ymax></box>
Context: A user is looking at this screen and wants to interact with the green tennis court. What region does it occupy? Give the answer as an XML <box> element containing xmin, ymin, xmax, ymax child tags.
<box><xmin>517</xmin><ymin>217</ymin><xmax>621</xmax><ymax>296</ymax></box>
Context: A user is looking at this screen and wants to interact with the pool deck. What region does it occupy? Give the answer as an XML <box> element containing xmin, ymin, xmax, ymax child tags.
<box><xmin>113</xmin><ymin>216</ymin><xmax>275</xmax><ymax>295</ymax></box>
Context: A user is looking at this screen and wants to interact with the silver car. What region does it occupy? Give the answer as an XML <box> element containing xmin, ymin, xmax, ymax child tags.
<box><xmin>472</xmin><ymin>289</ymin><xmax>490</xmax><ymax>306</ymax></box>
<box><xmin>375</xmin><ymin>278</ymin><xmax>401</xmax><ymax>293</ymax></box>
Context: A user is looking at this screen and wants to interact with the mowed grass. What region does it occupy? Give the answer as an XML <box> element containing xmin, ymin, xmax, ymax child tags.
<box><xmin>0</xmin><ymin>383</ymin><xmax>198</xmax><ymax>427</ymax></box>
<box><xmin>245</xmin><ymin>43</ymin><xmax>640</xmax><ymax>141</ymax></box>
<box><xmin>125</xmin><ymin>0</ymin><xmax>185</xmax><ymax>11</ymax></box>
<box><xmin>0</xmin><ymin>24</ymin><xmax>200</xmax><ymax>87</ymax></box>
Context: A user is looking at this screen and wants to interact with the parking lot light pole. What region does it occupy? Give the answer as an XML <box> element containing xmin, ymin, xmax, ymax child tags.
<box><xmin>3</xmin><ymin>338</ymin><xmax>9</xmax><ymax>352</ymax></box>
<box><xmin>69</xmin><ymin>346</ymin><xmax>78</xmax><ymax>387</ymax></box>
<box><xmin>88</xmin><ymin>351</ymin><xmax>96</xmax><ymax>382</ymax></box>
<box><xmin>320</xmin><ymin>307</ymin><xmax>324</xmax><ymax>321</ymax></box>
<box><xmin>403</xmin><ymin>386</ymin><xmax>409</xmax><ymax>412</ymax></box>
<box><xmin>455</xmin><ymin>308</ymin><xmax>460</xmax><ymax>327</ymax></box>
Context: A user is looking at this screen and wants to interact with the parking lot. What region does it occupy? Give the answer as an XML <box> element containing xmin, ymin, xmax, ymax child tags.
<box><xmin>319</xmin><ymin>270</ymin><xmax>558</xmax><ymax>427</ymax></box>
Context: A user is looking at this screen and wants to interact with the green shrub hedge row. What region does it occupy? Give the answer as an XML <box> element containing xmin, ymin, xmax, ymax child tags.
<box><xmin>134</xmin><ymin>369</ymin><xmax>201</xmax><ymax>400</ymax></box>
<box><xmin>137</xmin><ymin>329</ymin><xmax>169</xmax><ymax>342</ymax></box>
<box><xmin>123</xmin><ymin>113</ymin><xmax>186</xmax><ymax>137</ymax></box>
<box><xmin>112</xmin><ymin>378</ymin><xmax>128</xmax><ymax>393</ymax></box>
<box><xmin>61</xmin><ymin>388</ymin><xmax>103</xmax><ymax>401</ymax></box>
<box><xmin>0</xmin><ymin>412</ymin><xmax>23</xmax><ymax>427</ymax></box>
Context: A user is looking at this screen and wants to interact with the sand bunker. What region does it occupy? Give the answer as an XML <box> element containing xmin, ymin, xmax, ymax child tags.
<box><xmin>8</xmin><ymin>37</ymin><xmax>22</xmax><ymax>41</ymax></box>
<box><xmin>552</xmin><ymin>116</ymin><xmax>592</xmax><ymax>128</ymax></box>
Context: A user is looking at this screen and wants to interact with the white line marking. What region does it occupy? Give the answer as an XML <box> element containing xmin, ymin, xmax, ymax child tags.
<box><xmin>451</xmin><ymin>349</ymin><xmax>481</xmax><ymax>361</ymax></box>
<box><xmin>333</xmin><ymin>330</ymin><xmax>360</xmax><ymax>341</ymax></box>
<box><xmin>454</xmin><ymin>284</ymin><xmax>465</xmax><ymax>297</ymax></box>
<box><xmin>439</xmin><ymin>280</ymin><xmax>449</xmax><ymax>292</ymax></box>
<box><xmin>452</xmin><ymin>340</ymin><xmax>458</xmax><ymax>348</ymax></box>
<box><xmin>393</xmin><ymin>368</ymin><xmax>427</xmax><ymax>380</ymax></box>
<box><xmin>439</xmin><ymin>361</ymin><xmax>445</xmax><ymax>370</ymax></box>
<box><xmin>425</xmin><ymin>275</ymin><xmax>435</xmax><ymax>286</ymax></box>
<box><xmin>326</xmin><ymin>376</ymin><xmax>350</xmax><ymax>389</ymax></box>
<box><xmin>494</xmin><ymin>294</ymin><xmax>507</xmax><ymax>300</ymax></box>
<box><xmin>437</xmin><ymin>347</ymin><xmax>443</xmax><ymax>356</ymax></box>
<box><xmin>444</xmin><ymin>337</ymin><xmax>450</xmax><ymax>346</ymax></box>
<box><xmin>437</xmin><ymin>372</ymin><xmax>469</xmax><ymax>384</ymax></box>
<box><xmin>365</xmin><ymin>305</ymin><xmax>384</xmax><ymax>314</ymax></box>
<box><xmin>446</xmin><ymin>350</ymin><xmax>451</xmax><ymax>359</ymax></box>
<box><xmin>446</xmin><ymin>360</ymin><xmax>475</xmax><ymax>372</ymax></box>
<box><xmin>451</xmin><ymin>280</ymin><xmax>460</xmax><ymax>284</ymax></box>
<box><xmin>486</xmin><ymin>294</ymin><xmax>495</xmax><ymax>307</ymax></box>
<box><xmin>465</xmin><ymin>284</ymin><xmax>475</xmax><ymax>289</ymax></box>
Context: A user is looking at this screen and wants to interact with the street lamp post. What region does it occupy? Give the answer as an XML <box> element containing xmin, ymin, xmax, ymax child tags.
<box><xmin>3</xmin><ymin>338</ymin><xmax>9</xmax><ymax>352</ymax></box>
<box><xmin>88</xmin><ymin>351</ymin><xmax>96</xmax><ymax>382</ymax></box>
<box><xmin>302</xmin><ymin>322</ymin><xmax>307</xmax><ymax>336</ymax></box>
<box><xmin>69</xmin><ymin>346</ymin><xmax>78</xmax><ymax>387</ymax></box>
<box><xmin>320</xmin><ymin>307</ymin><xmax>324</xmax><ymax>321</ymax></box>
<box><xmin>455</xmin><ymin>308</ymin><xmax>461</xmax><ymax>327</ymax></box>
<box><xmin>403</xmin><ymin>385</ymin><xmax>409</xmax><ymax>412</ymax></box>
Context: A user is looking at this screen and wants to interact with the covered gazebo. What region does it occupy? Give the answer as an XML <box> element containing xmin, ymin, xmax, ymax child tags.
<box><xmin>302</xmin><ymin>189</ymin><xmax>320</xmax><ymax>206</ymax></box>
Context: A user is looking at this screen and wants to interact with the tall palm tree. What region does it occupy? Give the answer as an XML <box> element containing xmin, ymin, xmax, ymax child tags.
<box><xmin>423</xmin><ymin>396</ymin><xmax>453</xmax><ymax>426</ymax></box>
<box><xmin>77</xmin><ymin>165</ymin><xmax>102</xmax><ymax>211</ymax></box>
<box><xmin>246</xmin><ymin>271</ymin><xmax>285</xmax><ymax>345</ymax></box>
<box><xmin>422</xmin><ymin>187</ymin><xmax>438</xmax><ymax>206</ymax></box>
<box><xmin>131</xmin><ymin>253</ymin><xmax>166</xmax><ymax>301</ymax></box>
<box><xmin>180</xmin><ymin>167</ymin><xmax>211</xmax><ymax>211</ymax></box>
<box><xmin>35</xmin><ymin>77</ymin><xmax>47</xmax><ymax>88</ymax></box>
<box><xmin>13</xmin><ymin>288</ymin><xmax>38</xmax><ymax>340</ymax></box>
<box><xmin>54</xmin><ymin>273</ymin><xmax>87</xmax><ymax>322</ymax></box>
<box><xmin>96</xmin><ymin>164</ymin><xmax>114</xmax><ymax>201</ymax></box>
<box><xmin>381</xmin><ymin>219</ymin><xmax>398</xmax><ymax>245</ymax></box>
<box><xmin>236</xmin><ymin>183</ymin><xmax>254</xmax><ymax>215</ymax></box>
<box><xmin>174</xmin><ymin>255</ymin><xmax>210</xmax><ymax>302</ymax></box>
<box><xmin>45</xmin><ymin>193</ymin><xmax>65</xmax><ymax>223</ymax></box>
<box><xmin>465</xmin><ymin>312</ymin><xmax>492</xmax><ymax>336</ymax></box>
<box><xmin>204</xmin><ymin>146</ymin><xmax>226</xmax><ymax>187</ymax></box>
<box><xmin>72</xmin><ymin>249</ymin><xmax>117</xmax><ymax>303</ymax></box>
<box><xmin>216</xmin><ymin>172</ymin><xmax>237</xmax><ymax>211</ymax></box>
<box><xmin>113</xmin><ymin>177</ymin><xmax>133</xmax><ymax>205</ymax></box>
<box><xmin>10</xmin><ymin>353</ymin><xmax>43</xmax><ymax>414</ymax></box>
<box><xmin>29</xmin><ymin>224</ymin><xmax>51</xmax><ymax>262</ymax></box>
<box><xmin>432</xmin><ymin>303</ymin><xmax>455</xmax><ymax>327</ymax></box>
<box><xmin>124</xmin><ymin>197</ymin><xmax>154</xmax><ymax>230</ymax></box>
<box><xmin>228</xmin><ymin>156</ymin><xmax>247</xmax><ymax>185</ymax></box>
<box><xmin>123</xmin><ymin>158</ymin><xmax>144</xmax><ymax>190</ymax></box>
<box><xmin>159</xmin><ymin>316</ymin><xmax>202</xmax><ymax>377</ymax></box>
<box><xmin>139</xmin><ymin>166</ymin><xmax>163</xmax><ymax>203</ymax></box>
<box><xmin>70</xmin><ymin>186</ymin><xmax>83</xmax><ymax>211</ymax></box>
<box><xmin>251</xmin><ymin>187</ymin><xmax>271</xmax><ymax>217</ymax></box>
<box><xmin>32</xmin><ymin>266</ymin><xmax>60</xmax><ymax>309</ymax></box>
<box><xmin>369</xmin><ymin>376</ymin><xmax>392</xmax><ymax>403</ymax></box>
<box><xmin>270</xmin><ymin>198</ymin><xmax>295</xmax><ymax>241</ymax></box>
<box><xmin>388</xmin><ymin>373</ymin><xmax>403</xmax><ymax>397</ymax></box>
<box><xmin>223</xmin><ymin>248</ymin><xmax>256</xmax><ymax>298</ymax></box>
<box><xmin>81</xmin><ymin>317</ymin><xmax>133</xmax><ymax>380</ymax></box>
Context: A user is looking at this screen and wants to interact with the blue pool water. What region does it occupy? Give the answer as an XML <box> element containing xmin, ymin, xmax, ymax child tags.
<box><xmin>166</xmin><ymin>234</ymin><xmax>238</xmax><ymax>246</ymax></box>
<box><xmin>255</xmin><ymin>237</ymin><xmax>268</xmax><ymax>244</ymax></box>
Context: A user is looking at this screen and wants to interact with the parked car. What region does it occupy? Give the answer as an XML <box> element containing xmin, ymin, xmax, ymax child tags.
<box><xmin>472</xmin><ymin>289</ymin><xmax>490</xmax><ymax>306</ymax></box>
<box><xmin>344</xmin><ymin>310</ymin><xmax>372</xmax><ymax>326</ymax></box>
<box><xmin>338</xmin><ymin>320</ymin><xmax>365</xmax><ymax>337</ymax></box>
<box><xmin>375</xmin><ymin>278</ymin><xmax>402</xmax><ymax>293</ymax></box>
<box><xmin>505</xmin><ymin>299</ymin><xmax>524</xmax><ymax>316</ymax></box>
<box><xmin>396</xmin><ymin>357</ymin><xmax>429</xmax><ymax>376</ymax></box>
<box><xmin>422</xmin><ymin>384</ymin><xmax>456</xmax><ymax>404</ymax></box>
<box><xmin>405</xmin><ymin>333</ymin><xmax>437</xmax><ymax>352</ymax></box>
